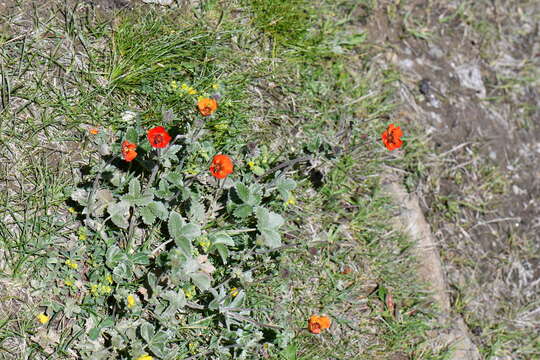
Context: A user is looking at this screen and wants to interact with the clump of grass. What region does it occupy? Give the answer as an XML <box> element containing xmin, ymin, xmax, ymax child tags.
<box><xmin>245</xmin><ymin>0</ymin><xmax>314</xmax><ymax>45</ymax></box>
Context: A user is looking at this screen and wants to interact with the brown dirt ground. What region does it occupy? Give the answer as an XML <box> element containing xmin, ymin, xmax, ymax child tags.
<box><xmin>357</xmin><ymin>0</ymin><xmax>539</xmax><ymax>357</ymax></box>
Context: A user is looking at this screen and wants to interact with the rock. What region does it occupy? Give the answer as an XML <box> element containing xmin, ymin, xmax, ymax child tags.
<box><xmin>454</xmin><ymin>64</ymin><xmax>486</xmax><ymax>98</ymax></box>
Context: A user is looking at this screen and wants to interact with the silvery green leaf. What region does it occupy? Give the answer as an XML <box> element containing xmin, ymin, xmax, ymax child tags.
<box><xmin>171</xmin><ymin>232</ymin><xmax>188</xmax><ymax>257</ymax></box>
<box><xmin>236</xmin><ymin>182</ymin><xmax>250</xmax><ymax>203</ymax></box>
<box><xmin>251</xmin><ymin>165</ymin><xmax>265</xmax><ymax>176</ymax></box>
<box><xmin>233</xmin><ymin>204</ymin><xmax>252</xmax><ymax>218</ymax></box>
<box><xmin>147</xmin><ymin>273</ymin><xmax>158</xmax><ymax>293</ymax></box>
<box><xmin>161</xmin><ymin>158</ymin><xmax>172</xmax><ymax>168</ymax></box>
<box><xmin>214</xmin><ymin>244</ymin><xmax>229</xmax><ymax>264</ymax></box>
<box><xmin>140</xmin><ymin>321</ymin><xmax>155</xmax><ymax>344</ymax></box>
<box><xmin>71</xmin><ymin>188</ymin><xmax>88</xmax><ymax>206</ymax></box>
<box><xmin>140</xmin><ymin>206</ymin><xmax>156</xmax><ymax>225</ymax></box>
<box><xmin>149</xmin><ymin>330</ymin><xmax>171</xmax><ymax>358</ymax></box>
<box><xmin>267</xmin><ymin>211</ymin><xmax>284</xmax><ymax>229</ymax></box>
<box><xmin>229</xmin><ymin>290</ymin><xmax>245</xmax><ymax>308</ymax></box>
<box><xmin>122</xmin><ymin>191</ymin><xmax>153</xmax><ymax>207</ymax></box>
<box><xmin>255</xmin><ymin>207</ymin><xmax>269</xmax><ymax>227</ymax></box>
<box><xmin>107</xmin><ymin>200</ymin><xmax>130</xmax><ymax>229</ymax></box>
<box><xmin>64</xmin><ymin>298</ymin><xmax>81</xmax><ymax>318</ymax></box>
<box><xmin>161</xmin><ymin>290</ymin><xmax>186</xmax><ymax>315</ymax></box>
<box><xmin>190</xmin><ymin>271</ymin><xmax>211</xmax><ymax>291</ymax></box>
<box><xmin>168</xmin><ymin>212</ymin><xmax>201</xmax><ymax>256</ymax></box>
<box><xmin>110</xmin><ymin>171</ymin><xmax>126</xmax><ymax>187</ymax></box>
<box><xmin>110</xmin><ymin>331</ymin><xmax>125</xmax><ymax>349</ymax></box>
<box><xmin>155</xmin><ymin>179</ymin><xmax>174</xmax><ymax>199</ymax></box>
<box><xmin>188</xmin><ymin>201</ymin><xmax>205</xmax><ymax>223</ymax></box>
<box><xmin>210</xmin><ymin>233</ymin><xmax>235</xmax><ymax>247</ymax></box>
<box><xmin>130</xmin><ymin>252</ymin><xmax>150</xmax><ymax>265</ymax></box>
<box><xmin>105</xmin><ymin>246</ymin><xmax>127</xmax><ymax>268</ymax></box>
<box><xmin>183</xmin><ymin>258</ymin><xmax>200</xmax><ymax>274</ymax></box>
<box><xmin>255</xmin><ymin>207</ymin><xmax>284</xmax><ymax>229</ymax></box>
<box><xmin>165</xmin><ymin>171</ymin><xmax>183</xmax><ymax>187</ymax></box>
<box><xmin>260</xmin><ymin>229</ymin><xmax>281</xmax><ymax>249</ymax></box>
<box><xmin>95</xmin><ymin>189</ymin><xmax>113</xmax><ymax>203</ymax></box>
<box><xmin>148</xmin><ymin>201</ymin><xmax>169</xmax><ymax>220</ymax></box>
<box><xmin>181</xmin><ymin>224</ymin><xmax>201</xmax><ymax>240</ymax></box>
<box><xmin>140</xmin><ymin>200</ymin><xmax>168</xmax><ymax>225</ymax></box>
<box><xmin>168</xmin><ymin>211</ymin><xmax>186</xmax><ymax>235</ymax></box>
<box><xmin>112</xmin><ymin>262</ymin><xmax>132</xmax><ymax>281</ymax></box>
<box><xmin>163</xmin><ymin>145</ymin><xmax>181</xmax><ymax>157</ymax></box>
<box><xmin>125</xmin><ymin>127</ymin><xmax>138</xmax><ymax>143</ymax></box>
<box><xmin>128</xmin><ymin>178</ymin><xmax>141</xmax><ymax>196</ymax></box>
<box><xmin>276</xmin><ymin>178</ymin><xmax>296</xmax><ymax>199</ymax></box>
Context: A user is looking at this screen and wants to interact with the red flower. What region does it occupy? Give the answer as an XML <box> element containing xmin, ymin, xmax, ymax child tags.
<box><xmin>197</xmin><ymin>97</ymin><xmax>218</xmax><ymax>116</ymax></box>
<box><xmin>381</xmin><ymin>124</ymin><xmax>403</xmax><ymax>151</ymax></box>
<box><xmin>308</xmin><ymin>315</ymin><xmax>331</xmax><ymax>334</ymax></box>
<box><xmin>121</xmin><ymin>141</ymin><xmax>138</xmax><ymax>162</ymax></box>
<box><xmin>147</xmin><ymin>126</ymin><xmax>172</xmax><ymax>148</ymax></box>
<box><xmin>209</xmin><ymin>154</ymin><xmax>233</xmax><ymax>179</ymax></box>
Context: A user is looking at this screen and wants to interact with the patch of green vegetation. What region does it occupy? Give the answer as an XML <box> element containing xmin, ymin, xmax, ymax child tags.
<box><xmin>245</xmin><ymin>0</ymin><xmax>314</xmax><ymax>45</ymax></box>
<box><xmin>0</xmin><ymin>0</ymin><xmax>445</xmax><ymax>359</ymax></box>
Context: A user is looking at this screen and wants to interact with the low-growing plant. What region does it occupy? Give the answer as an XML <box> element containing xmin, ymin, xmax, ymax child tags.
<box><xmin>59</xmin><ymin>97</ymin><xmax>297</xmax><ymax>359</ymax></box>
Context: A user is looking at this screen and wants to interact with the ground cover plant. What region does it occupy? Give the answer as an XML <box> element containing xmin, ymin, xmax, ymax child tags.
<box><xmin>0</xmin><ymin>1</ymin><xmax>448</xmax><ymax>359</ymax></box>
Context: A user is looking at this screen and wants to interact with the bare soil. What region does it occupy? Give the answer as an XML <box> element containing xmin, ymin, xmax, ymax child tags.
<box><xmin>358</xmin><ymin>0</ymin><xmax>539</xmax><ymax>357</ymax></box>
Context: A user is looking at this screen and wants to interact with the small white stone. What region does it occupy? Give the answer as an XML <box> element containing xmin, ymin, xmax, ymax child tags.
<box><xmin>142</xmin><ymin>0</ymin><xmax>173</xmax><ymax>4</ymax></box>
<box><xmin>121</xmin><ymin>110</ymin><xmax>137</xmax><ymax>124</ymax></box>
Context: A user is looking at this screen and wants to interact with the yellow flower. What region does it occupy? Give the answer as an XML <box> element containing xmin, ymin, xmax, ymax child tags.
<box><xmin>37</xmin><ymin>313</ymin><xmax>49</xmax><ymax>324</ymax></box>
<box><xmin>64</xmin><ymin>279</ymin><xmax>74</xmax><ymax>287</ymax></box>
<box><xmin>188</xmin><ymin>88</ymin><xmax>197</xmax><ymax>95</ymax></box>
<box><xmin>100</xmin><ymin>285</ymin><xmax>112</xmax><ymax>295</ymax></box>
<box><xmin>170</xmin><ymin>80</ymin><xmax>178</xmax><ymax>90</ymax></box>
<box><xmin>212</xmin><ymin>83</ymin><xmax>219</xmax><ymax>89</ymax></box>
<box><xmin>135</xmin><ymin>354</ymin><xmax>153</xmax><ymax>360</ymax></box>
<box><xmin>188</xmin><ymin>342</ymin><xmax>198</xmax><ymax>353</ymax></box>
<box><xmin>65</xmin><ymin>259</ymin><xmax>78</xmax><ymax>270</ymax></box>
<box><xmin>285</xmin><ymin>196</ymin><xmax>296</xmax><ymax>206</ymax></box>
<box><xmin>90</xmin><ymin>283</ymin><xmax>99</xmax><ymax>296</ymax></box>
<box><xmin>127</xmin><ymin>295</ymin><xmax>136</xmax><ymax>308</ymax></box>
<box><xmin>184</xmin><ymin>286</ymin><xmax>196</xmax><ymax>299</ymax></box>
<box><xmin>106</xmin><ymin>274</ymin><xmax>113</xmax><ymax>285</ymax></box>
<box><xmin>68</xmin><ymin>207</ymin><xmax>76</xmax><ymax>214</ymax></box>
<box><xmin>247</xmin><ymin>161</ymin><xmax>255</xmax><ymax>168</ymax></box>
<box><xmin>78</xmin><ymin>227</ymin><xmax>87</xmax><ymax>241</ymax></box>
<box><xmin>198</xmin><ymin>237</ymin><xmax>211</xmax><ymax>252</ymax></box>
<box><xmin>229</xmin><ymin>287</ymin><xmax>239</xmax><ymax>297</ymax></box>
<box><xmin>181</xmin><ymin>83</ymin><xmax>189</xmax><ymax>90</ymax></box>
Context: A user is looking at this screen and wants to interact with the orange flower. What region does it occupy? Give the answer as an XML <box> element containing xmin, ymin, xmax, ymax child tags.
<box><xmin>209</xmin><ymin>154</ymin><xmax>233</xmax><ymax>179</ymax></box>
<box><xmin>197</xmin><ymin>97</ymin><xmax>218</xmax><ymax>116</ymax></box>
<box><xmin>89</xmin><ymin>128</ymin><xmax>99</xmax><ymax>135</ymax></box>
<box><xmin>381</xmin><ymin>124</ymin><xmax>403</xmax><ymax>151</ymax></box>
<box><xmin>121</xmin><ymin>141</ymin><xmax>138</xmax><ymax>162</ymax></box>
<box><xmin>147</xmin><ymin>126</ymin><xmax>172</xmax><ymax>148</ymax></box>
<box><xmin>308</xmin><ymin>315</ymin><xmax>331</xmax><ymax>334</ymax></box>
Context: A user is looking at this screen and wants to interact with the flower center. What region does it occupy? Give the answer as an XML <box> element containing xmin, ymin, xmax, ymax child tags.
<box><xmin>153</xmin><ymin>134</ymin><xmax>163</xmax><ymax>145</ymax></box>
<box><xmin>387</xmin><ymin>132</ymin><xmax>395</xmax><ymax>144</ymax></box>
<box><xmin>213</xmin><ymin>163</ymin><xmax>222</xmax><ymax>172</ymax></box>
